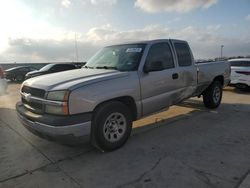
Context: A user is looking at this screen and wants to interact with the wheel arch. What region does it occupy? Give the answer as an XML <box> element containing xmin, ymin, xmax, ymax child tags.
<box><xmin>213</xmin><ymin>75</ymin><xmax>224</xmax><ymax>86</ymax></box>
<box><xmin>201</xmin><ymin>75</ymin><xmax>224</xmax><ymax>96</ymax></box>
<box><xmin>93</xmin><ymin>96</ymin><xmax>138</xmax><ymax>121</ymax></box>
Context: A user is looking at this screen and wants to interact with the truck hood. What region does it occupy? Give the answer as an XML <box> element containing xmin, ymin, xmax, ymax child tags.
<box><xmin>23</xmin><ymin>69</ymin><xmax>129</xmax><ymax>91</ymax></box>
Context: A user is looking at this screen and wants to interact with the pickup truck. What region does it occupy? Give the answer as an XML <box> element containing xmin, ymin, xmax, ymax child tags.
<box><xmin>16</xmin><ymin>39</ymin><xmax>230</xmax><ymax>151</ymax></box>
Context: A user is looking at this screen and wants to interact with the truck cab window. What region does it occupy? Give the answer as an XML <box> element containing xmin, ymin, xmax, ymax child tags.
<box><xmin>145</xmin><ymin>43</ymin><xmax>175</xmax><ymax>70</ymax></box>
<box><xmin>174</xmin><ymin>43</ymin><xmax>192</xmax><ymax>67</ymax></box>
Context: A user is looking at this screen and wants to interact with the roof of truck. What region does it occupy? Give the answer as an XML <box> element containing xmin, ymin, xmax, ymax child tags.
<box><xmin>106</xmin><ymin>39</ymin><xmax>187</xmax><ymax>47</ymax></box>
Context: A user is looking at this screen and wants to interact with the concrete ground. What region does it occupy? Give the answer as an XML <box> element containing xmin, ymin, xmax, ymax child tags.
<box><xmin>0</xmin><ymin>83</ymin><xmax>250</xmax><ymax>188</ymax></box>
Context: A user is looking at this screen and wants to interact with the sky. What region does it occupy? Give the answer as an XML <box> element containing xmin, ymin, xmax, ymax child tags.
<box><xmin>0</xmin><ymin>0</ymin><xmax>250</xmax><ymax>63</ymax></box>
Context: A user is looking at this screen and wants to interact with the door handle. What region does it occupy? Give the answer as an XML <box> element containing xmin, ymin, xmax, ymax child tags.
<box><xmin>172</xmin><ymin>73</ymin><xmax>179</xmax><ymax>79</ymax></box>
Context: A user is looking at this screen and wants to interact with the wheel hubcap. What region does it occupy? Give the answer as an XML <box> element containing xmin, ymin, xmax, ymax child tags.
<box><xmin>103</xmin><ymin>112</ymin><xmax>127</xmax><ymax>142</ymax></box>
<box><xmin>213</xmin><ymin>86</ymin><xmax>221</xmax><ymax>103</ymax></box>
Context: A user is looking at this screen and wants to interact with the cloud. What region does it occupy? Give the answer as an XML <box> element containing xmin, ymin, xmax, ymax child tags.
<box><xmin>85</xmin><ymin>25</ymin><xmax>167</xmax><ymax>44</ymax></box>
<box><xmin>90</xmin><ymin>0</ymin><xmax>117</xmax><ymax>5</ymax></box>
<box><xmin>61</xmin><ymin>0</ymin><xmax>71</xmax><ymax>7</ymax></box>
<box><xmin>246</xmin><ymin>14</ymin><xmax>250</xmax><ymax>21</ymax></box>
<box><xmin>61</xmin><ymin>0</ymin><xmax>117</xmax><ymax>7</ymax></box>
<box><xmin>1</xmin><ymin>24</ymin><xmax>250</xmax><ymax>63</ymax></box>
<box><xmin>63</xmin><ymin>25</ymin><xmax>248</xmax><ymax>59</ymax></box>
<box><xmin>2</xmin><ymin>38</ymin><xmax>99</xmax><ymax>63</ymax></box>
<box><xmin>134</xmin><ymin>0</ymin><xmax>218</xmax><ymax>13</ymax></box>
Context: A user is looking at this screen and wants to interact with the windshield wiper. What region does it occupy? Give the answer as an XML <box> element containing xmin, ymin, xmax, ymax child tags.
<box><xmin>95</xmin><ymin>66</ymin><xmax>118</xmax><ymax>70</ymax></box>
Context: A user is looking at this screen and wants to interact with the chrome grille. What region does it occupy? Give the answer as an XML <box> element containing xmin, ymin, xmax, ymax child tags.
<box><xmin>21</xmin><ymin>86</ymin><xmax>45</xmax><ymax>114</ymax></box>
<box><xmin>21</xmin><ymin>86</ymin><xmax>45</xmax><ymax>98</ymax></box>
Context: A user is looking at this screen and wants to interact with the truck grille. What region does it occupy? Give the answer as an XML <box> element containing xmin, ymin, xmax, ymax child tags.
<box><xmin>21</xmin><ymin>86</ymin><xmax>46</xmax><ymax>114</ymax></box>
<box><xmin>21</xmin><ymin>86</ymin><xmax>45</xmax><ymax>98</ymax></box>
<box><xmin>22</xmin><ymin>99</ymin><xmax>44</xmax><ymax>114</ymax></box>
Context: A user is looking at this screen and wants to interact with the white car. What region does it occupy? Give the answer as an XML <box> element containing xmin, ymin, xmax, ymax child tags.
<box><xmin>0</xmin><ymin>66</ymin><xmax>7</xmax><ymax>94</ymax></box>
<box><xmin>229</xmin><ymin>58</ymin><xmax>250</xmax><ymax>89</ymax></box>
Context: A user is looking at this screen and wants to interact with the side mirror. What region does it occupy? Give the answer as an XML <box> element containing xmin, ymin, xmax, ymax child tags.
<box><xmin>144</xmin><ymin>61</ymin><xmax>164</xmax><ymax>73</ymax></box>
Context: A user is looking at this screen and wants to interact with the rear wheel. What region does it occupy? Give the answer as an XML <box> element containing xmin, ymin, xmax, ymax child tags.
<box><xmin>92</xmin><ymin>101</ymin><xmax>132</xmax><ymax>151</ymax></box>
<box><xmin>203</xmin><ymin>81</ymin><xmax>223</xmax><ymax>109</ymax></box>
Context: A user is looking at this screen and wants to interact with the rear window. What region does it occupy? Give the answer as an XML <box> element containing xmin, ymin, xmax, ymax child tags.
<box><xmin>230</xmin><ymin>61</ymin><xmax>250</xmax><ymax>67</ymax></box>
<box><xmin>145</xmin><ymin>42</ymin><xmax>175</xmax><ymax>70</ymax></box>
<box><xmin>174</xmin><ymin>43</ymin><xmax>192</xmax><ymax>67</ymax></box>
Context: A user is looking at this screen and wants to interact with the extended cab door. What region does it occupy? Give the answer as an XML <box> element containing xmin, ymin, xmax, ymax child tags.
<box><xmin>170</xmin><ymin>40</ymin><xmax>197</xmax><ymax>100</ymax></box>
<box><xmin>139</xmin><ymin>42</ymin><xmax>183</xmax><ymax>116</ymax></box>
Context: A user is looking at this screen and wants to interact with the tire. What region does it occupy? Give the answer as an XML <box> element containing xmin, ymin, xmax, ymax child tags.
<box><xmin>203</xmin><ymin>81</ymin><xmax>223</xmax><ymax>109</ymax></box>
<box><xmin>235</xmin><ymin>83</ymin><xmax>248</xmax><ymax>90</ymax></box>
<box><xmin>15</xmin><ymin>75</ymin><xmax>24</xmax><ymax>82</ymax></box>
<box><xmin>92</xmin><ymin>101</ymin><xmax>132</xmax><ymax>151</ymax></box>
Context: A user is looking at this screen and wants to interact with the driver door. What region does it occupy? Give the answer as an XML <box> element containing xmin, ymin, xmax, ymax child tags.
<box><xmin>139</xmin><ymin>42</ymin><xmax>182</xmax><ymax>116</ymax></box>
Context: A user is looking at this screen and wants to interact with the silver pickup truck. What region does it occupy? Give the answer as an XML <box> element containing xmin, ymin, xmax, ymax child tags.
<box><xmin>16</xmin><ymin>39</ymin><xmax>230</xmax><ymax>151</ymax></box>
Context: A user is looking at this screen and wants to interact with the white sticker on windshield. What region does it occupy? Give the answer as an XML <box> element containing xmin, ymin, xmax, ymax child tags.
<box><xmin>126</xmin><ymin>48</ymin><xmax>142</xmax><ymax>53</ymax></box>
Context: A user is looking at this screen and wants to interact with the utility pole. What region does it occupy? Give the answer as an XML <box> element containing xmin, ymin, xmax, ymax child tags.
<box><xmin>220</xmin><ymin>45</ymin><xmax>224</xmax><ymax>59</ymax></box>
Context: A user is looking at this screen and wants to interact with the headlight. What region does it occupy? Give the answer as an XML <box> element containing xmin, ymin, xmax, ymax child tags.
<box><xmin>47</xmin><ymin>90</ymin><xmax>69</xmax><ymax>101</ymax></box>
<box><xmin>46</xmin><ymin>90</ymin><xmax>69</xmax><ymax>115</ymax></box>
<box><xmin>45</xmin><ymin>104</ymin><xmax>68</xmax><ymax>115</ymax></box>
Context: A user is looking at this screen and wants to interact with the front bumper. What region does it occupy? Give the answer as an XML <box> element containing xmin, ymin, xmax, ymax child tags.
<box><xmin>16</xmin><ymin>102</ymin><xmax>92</xmax><ymax>143</ymax></box>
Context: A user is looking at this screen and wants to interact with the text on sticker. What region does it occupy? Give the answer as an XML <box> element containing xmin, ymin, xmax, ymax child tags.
<box><xmin>126</xmin><ymin>48</ymin><xmax>142</xmax><ymax>53</ymax></box>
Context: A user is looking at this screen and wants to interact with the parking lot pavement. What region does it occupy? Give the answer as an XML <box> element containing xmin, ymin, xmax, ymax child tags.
<box><xmin>0</xmin><ymin>84</ymin><xmax>250</xmax><ymax>188</ymax></box>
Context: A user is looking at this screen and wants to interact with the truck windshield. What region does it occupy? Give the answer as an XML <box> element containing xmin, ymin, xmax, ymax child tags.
<box><xmin>84</xmin><ymin>44</ymin><xmax>146</xmax><ymax>71</ymax></box>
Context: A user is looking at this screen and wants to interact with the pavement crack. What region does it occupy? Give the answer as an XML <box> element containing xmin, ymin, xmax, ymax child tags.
<box><xmin>165</xmin><ymin>155</ymin><xmax>235</xmax><ymax>185</ymax></box>
<box><xmin>0</xmin><ymin>148</ymin><xmax>93</xmax><ymax>185</ymax></box>
<box><xmin>117</xmin><ymin>154</ymin><xmax>166</xmax><ymax>188</ymax></box>
<box><xmin>0</xmin><ymin>163</ymin><xmax>51</xmax><ymax>183</ymax></box>
<box><xmin>180</xmin><ymin>161</ymin><xmax>235</xmax><ymax>188</ymax></box>
<box><xmin>57</xmin><ymin>166</ymin><xmax>83</xmax><ymax>188</ymax></box>
<box><xmin>191</xmin><ymin>168</ymin><xmax>219</xmax><ymax>188</ymax></box>
<box><xmin>55</xmin><ymin>148</ymin><xmax>94</xmax><ymax>164</ymax></box>
<box><xmin>194</xmin><ymin>166</ymin><xmax>233</xmax><ymax>184</ymax></box>
<box><xmin>235</xmin><ymin>168</ymin><xmax>250</xmax><ymax>188</ymax></box>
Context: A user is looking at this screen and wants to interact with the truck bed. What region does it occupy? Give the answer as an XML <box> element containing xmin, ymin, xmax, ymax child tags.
<box><xmin>194</xmin><ymin>61</ymin><xmax>230</xmax><ymax>96</ymax></box>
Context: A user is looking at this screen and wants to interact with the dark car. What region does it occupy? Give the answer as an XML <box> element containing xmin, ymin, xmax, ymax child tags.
<box><xmin>5</xmin><ymin>66</ymin><xmax>38</xmax><ymax>82</ymax></box>
<box><xmin>25</xmin><ymin>63</ymin><xmax>77</xmax><ymax>80</ymax></box>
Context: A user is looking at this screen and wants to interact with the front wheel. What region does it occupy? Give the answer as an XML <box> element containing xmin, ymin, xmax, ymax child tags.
<box><xmin>92</xmin><ymin>101</ymin><xmax>132</xmax><ymax>151</ymax></box>
<box><xmin>235</xmin><ymin>83</ymin><xmax>248</xmax><ymax>90</ymax></box>
<box><xmin>203</xmin><ymin>81</ymin><xmax>223</xmax><ymax>109</ymax></box>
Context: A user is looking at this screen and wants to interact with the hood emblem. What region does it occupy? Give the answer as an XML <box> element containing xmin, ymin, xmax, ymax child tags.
<box><xmin>24</xmin><ymin>93</ymin><xmax>32</xmax><ymax>102</ymax></box>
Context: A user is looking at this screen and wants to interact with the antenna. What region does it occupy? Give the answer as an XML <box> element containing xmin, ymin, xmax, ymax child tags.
<box><xmin>75</xmin><ymin>32</ymin><xmax>79</xmax><ymax>62</ymax></box>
